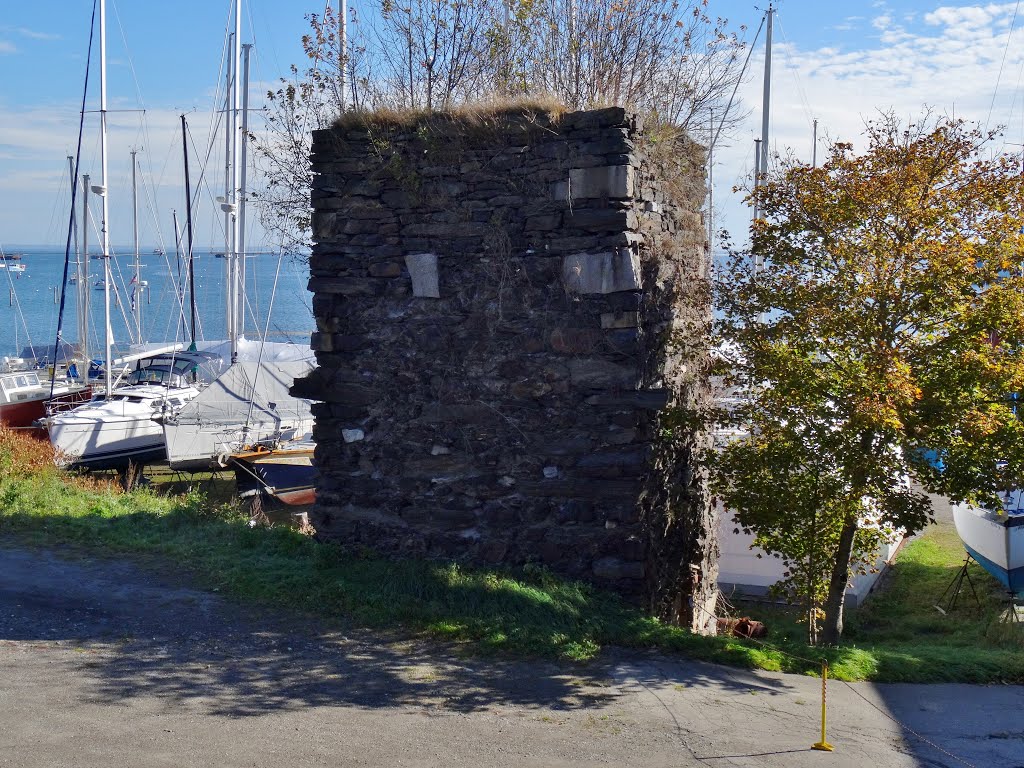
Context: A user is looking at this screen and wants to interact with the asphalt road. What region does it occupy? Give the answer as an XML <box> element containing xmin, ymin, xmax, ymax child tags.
<box><xmin>1</xmin><ymin>545</ymin><xmax>1022</xmax><ymax>768</ymax></box>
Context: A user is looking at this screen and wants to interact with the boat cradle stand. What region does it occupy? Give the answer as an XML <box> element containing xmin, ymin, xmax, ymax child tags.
<box><xmin>935</xmin><ymin>557</ymin><xmax>981</xmax><ymax>614</ymax></box>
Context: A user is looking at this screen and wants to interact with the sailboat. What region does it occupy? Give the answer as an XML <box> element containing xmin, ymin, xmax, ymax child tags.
<box><xmin>44</xmin><ymin>0</ymin><xmax>213</xmax><ymax>471</ymax></box>
<box><xmin>230</xmin><ymin>434</ymin><xmax>317</xmax><ymax>510</ymax></box>
<box><xmin>0</xmin><ymin>368</ymin><xmax>89</xmax><ymax>432</ymax></box>
<box><xmin>162</xmin><ymin>2</ymin><xmax>316</xmax><ymax>472</ymax></box>
<box><xmin>45</xmin><ymin>347</ymin><xmax>217</xmax><ymax>469</ymax></box>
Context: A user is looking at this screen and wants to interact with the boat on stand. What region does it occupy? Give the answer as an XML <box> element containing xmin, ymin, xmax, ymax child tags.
<box><xmin>43</xmin><ymin>348</ymin><xmax>220</xmax><ymax>470</ymax></box>
<box><xmin>43</xmin><ymin>0</ymin><xmax>221</xmax><ymax>474</ymax></box>
<box><xmin>162</xmin><ymin>2</ymin><xmax>317</xmax><ymax>478</ymax></box>
<box><xmin>228</xmin><ymin>435</ymin><xmax>317</xmax><ymax>516</ymax></box>
<box><xmin>952</xmin><ymin>491</ymin><xmax>1024</xmax><ymax>595</ymax></box>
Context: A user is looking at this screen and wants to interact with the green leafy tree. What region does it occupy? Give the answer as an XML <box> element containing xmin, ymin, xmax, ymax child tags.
<box><xmin>713</xmin><ymin>410</ymin><xmax>901</xmax><ymax>645</ymax></box>
<box><xmin>715</xmin><ymin>113</ymin><xmax>1024</xmax><ymax>644</ymax></box>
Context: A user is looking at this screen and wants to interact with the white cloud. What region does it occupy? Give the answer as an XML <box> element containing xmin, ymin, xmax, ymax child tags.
<box><xmin>712</xmin><ymin>2</ymin><xmax>1024</xmax><ymax>246</ymax></box>
<box><xmin>16</xmin><ymin>27</ymin><xmax>60</xmax><ymax>42</ymax></box>
<box><xmin>0</xmin><ymin>101</ymin><xmax>227</xmax><ymax>245</ymax></box>
<box><xmin>0</xmin><ymin>41</ymin><xmax>15</xmax><ymax>55</ymax></box>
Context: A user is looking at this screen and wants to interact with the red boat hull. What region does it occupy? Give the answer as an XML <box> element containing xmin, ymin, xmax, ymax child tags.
<box><xmin>0</xmin><ymin>399</ymin><xmax>47</xmax><ymax>429</ymax></box>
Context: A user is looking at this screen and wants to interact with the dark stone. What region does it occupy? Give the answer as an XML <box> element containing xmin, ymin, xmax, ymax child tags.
<box><xmin>565</xmin><ymin>208</ymin><xmax>634</xmax><ymax>232</ymax></box>
<box><xmin>306</xmin><ymin>110</ymin><xmax>714</xmax><ymax>629</ymax></box>
<box><xmin>549</xmin><ymin>328</ymin><xmax>603</xmax><ymax>354</ymax></box>
<box><xmin>576</xmin><ymin>449</ymin><xmax>647</xmax><ymax>469</ymax></box>
<box><xmin>517</xmin><ymin>478</ymin><xmax>641</xmax><ymax>498</ymax></box>
<box><xmin>419</xmin><ymin>403</ymin><xmax>501</xmax><ymax>425</ymax></box>
<box><xmin>330</xmin><ymin>383</ymin><xmax>380</xmax><ymax>407</ymax></box>
<box><xmin>402</xmin><ymin>455</ymin><xmax>477</xmax><ymax>479</ymax></box>
<box><xmin>584</xmin><ymin>390</ymin><xmax>670</xmax><ymax>409</ymax></box>
<box><xmin>368</xmin><ymin>260</ymin><xmax>403</xmax><ymax>278</ymax></box>
<box><xmin>568</xmin><ymin>359</ymin><xmax>639</xmax><ymax>389</ymax></box>
<box><xmin>309</xmin><ymin>277</ymin><xmax>386</xmax><ymax>297</ymax></box>
<box><xmin>509</xmin><ymin>380</ymin><xmax>552</xmax><ymax>399</ymax></box>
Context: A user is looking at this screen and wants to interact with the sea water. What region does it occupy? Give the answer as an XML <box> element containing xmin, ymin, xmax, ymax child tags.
<box><xmin>0</xmin><ymin>246</ymin><xmax>314</xmax><ymax>361</ymax></box>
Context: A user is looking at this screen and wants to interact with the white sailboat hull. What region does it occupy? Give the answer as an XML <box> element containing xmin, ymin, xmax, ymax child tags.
<box><xmin>48</xmin><ymin>411</ymin><xmax>166</xmax><ymax>469</ymax></box>
<box><xmin>952</xmin><ymin>503</ymin><xmax>1024</xmax><ymax>595</ymax></box>
<box><xmin>162</xmin><ymin>359</ymin><xmax>314</xmax><ymax>471</ymax></box>
<box><xmin>164</xmin><ymin>417</ymin><xmax>313</xmax><ymax>471</ymax></box>
<box><xmin>46</xmin><ymin>382</ymin><xmax>199</xmax><ymax>471</ymax></box>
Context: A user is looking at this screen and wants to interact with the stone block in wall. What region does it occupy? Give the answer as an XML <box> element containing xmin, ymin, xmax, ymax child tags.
<box><xmin>593</xmin><ymin>556</ymin><xmax>645</xmax><ymax>581</ymax></box>
<box><xmin>549</xmin><ymin>328</ymin><xmax>604</xmax><ymax>354</ymax></box>
<box><xmin>308</xmin><ymin>277</ymin><xmax>385</xmax><ymax>297</ymax></box>
<box><xmin>312</xmin><ymin>211</ymin><xmax>336</xmax><ymax>240</ymax></box>
<box><xmin>566</xmin><ymin>208</ymin><xmax>637</xmax><ymax>232</ymax></box>
<box><xmin>553</xmin><ymin>165</ymin><xmax>635</xmax><ymax>201</ymax></box>
<box><xmin>405</xmin><ymin>253</ymin><xmax>440</xmax><ymax>298</ymax></box>
<box><xmin>368</xmin><ymin>260</ymin><xmax>403</xmax><ymax>278</ymax></box>
<box><xmin>584</xmin><ymin>390</ymin><xmax>670</xmax><ymax>410</ymax></box>
<box><xmin>601</xmin><ymin>311</ymin><xmax>640</xmax><ymax>329</ymax></box>
<box><xmin>568</xmin><ymin>359</ymin><xmax>639</xmax><ymax>389</ymax></box>
<box><xmin>562</xmin><ymin>250</ymin><xmax>641</xmax><ymax>294</ymax></box>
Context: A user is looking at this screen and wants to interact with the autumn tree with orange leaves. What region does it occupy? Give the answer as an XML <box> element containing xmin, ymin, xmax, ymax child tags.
<box><xmin>714</xmin><ymin>114</ymin><xmax>1024</xmax><ymax>645</ymax></box>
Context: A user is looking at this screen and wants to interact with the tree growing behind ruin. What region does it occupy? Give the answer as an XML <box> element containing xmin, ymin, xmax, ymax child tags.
<box><xmin>714</xmin><ymin>114</ymin><xmax>1024</xmax><ymax>644</ymax></box>
<box><xmin>251</xmin><ymin>0</ymin><xmax>746</xmax><ymax>251</ymax></box>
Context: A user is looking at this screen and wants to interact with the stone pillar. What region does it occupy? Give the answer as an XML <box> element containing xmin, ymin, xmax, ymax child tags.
<box><xmin>294</xmin><ymin>106</ymin><xmax>716</xmax><ymax>629</ymax></box>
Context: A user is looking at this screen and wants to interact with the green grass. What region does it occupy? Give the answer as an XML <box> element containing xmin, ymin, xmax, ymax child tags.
<box><xmin>2</xmin><ymin>438</ymin><xmax>1023</xmax><ymax>682</ymax></box>
<box><xmin>0</xmin><ymin>465</ymin><xmax>766</xmax><ymax>665</ymax></box>
<box><xmin>841</xmin><ymin>525</ymin><xmax>1024</xmax><ymax>682</ymax></box>
<box><xmin>736</xmin><ymin>525</ymin><xmax>1024</xmax><ymax>683</ymax></box>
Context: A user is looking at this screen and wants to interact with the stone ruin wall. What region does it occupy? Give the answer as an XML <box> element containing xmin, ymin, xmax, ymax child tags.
<box><xmin>294</xmin><ymin>107</ymin><xmax>717</xmax><ymax>627</ymax></box>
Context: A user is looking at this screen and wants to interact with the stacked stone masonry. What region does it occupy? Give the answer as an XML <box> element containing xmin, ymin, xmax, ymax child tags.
<box><xmin>295</xmin><ymin>106</ymin><xmax>717</xmax><ymax>626</ymax></box>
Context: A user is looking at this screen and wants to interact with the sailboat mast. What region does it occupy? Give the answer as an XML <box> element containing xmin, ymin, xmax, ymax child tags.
<box><xmin>759</xmin><ymin>3</ymin><xmax>774</xmax><ymax>190</ymax></box>
<box><xmin>238</xmin><ymin>42</ymin><xmax>252</xmax><ymax>343</ymax></box>
<box><xmin>812</xmin><ymin>118</ymin><xmax>819</xmax><ymax>168</ymax></box>
<box><xmin>131</xmin><ymin>149</ymin><xmax>142</xmax><ymax>343</ymax></box>
<box><xmin>222</xmin><ymin>36</ymin><xmax>234</xmax><ymax>351</ymax></box>
<box><xmin>97</xmin><ymin>0</ymin><xmax>113</xmax><ymax>397</ymax></box>
<box><xmin>68</xmin><ymin>157</ymin><xmax>86</xmax><ymax>372</ymax></box>
<box><xmin>82</xmin><ymin>174</ymin><xmax>91</xmax><ymax>368</ymax></box>
<box><xmin>181</xmin><ymin>114</ymin><xmax>197</xmax><ymax>347</ymax></box>
<box><xmin>230</xmin><ymin>0</ymin><xmax>242</xmax><ymax>362</ymax></box>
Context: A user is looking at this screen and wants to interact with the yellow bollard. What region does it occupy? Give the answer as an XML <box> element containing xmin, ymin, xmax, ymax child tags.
<box><xmin>812</xmin><ymin>658</ymin><xmax>835</xmax><ymax>752</ymax></box>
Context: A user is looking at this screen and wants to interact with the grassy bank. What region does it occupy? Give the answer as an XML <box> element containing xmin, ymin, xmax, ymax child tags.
<box><xmin>2</xmin><ymin>429</ymin><xmax>1021</xmax><ymax>682</ymax></box>
<box><xmin>738</xmin><ymin>526</ymin><xmax>1024</xmax><ymax>683</ymax></box>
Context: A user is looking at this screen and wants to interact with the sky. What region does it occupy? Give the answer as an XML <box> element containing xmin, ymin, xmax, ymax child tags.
<box><xmin>3</xmin><ymin>1</ymin><xmax>1024</xmax><ymax>250</ymax></box>
<box><xmin>0</xmin><ymin>0</ymin><xmax>315</xmax><ymax>250</ymax></box>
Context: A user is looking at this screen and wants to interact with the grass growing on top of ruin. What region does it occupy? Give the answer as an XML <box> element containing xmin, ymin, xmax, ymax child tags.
<box><xmin>331</xmin><ymin>96</ymin><xmax>568</xmax><ymax>133</ymax></box>
<box><xmin>2</xmin><ymin>428</ymin><xmax>1022</xmax><ymax>683</ymax></box>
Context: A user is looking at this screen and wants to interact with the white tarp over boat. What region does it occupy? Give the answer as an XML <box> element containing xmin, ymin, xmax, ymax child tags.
<box><xmin>131</xmin><ymin>337</ymin><xmax>314</xmax><ymax>365</ymax></box>
<box><xmin>163</xmin><ymin>358</ymin><xmax>315</xmax><ymax>470</ymax></box>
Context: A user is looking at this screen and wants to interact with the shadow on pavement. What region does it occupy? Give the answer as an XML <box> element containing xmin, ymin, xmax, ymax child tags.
<box><xmin>0</xmin><ymin>546</ymin><xmax>627</xmax><ymax>717</ymax></box>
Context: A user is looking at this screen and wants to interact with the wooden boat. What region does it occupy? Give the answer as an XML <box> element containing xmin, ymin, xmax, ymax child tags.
<box><xmin>952</xmin><ymin>492</ymin><xmax>1024</xmax><ymax>595</ymax></box>
<box><xmin>229</xmin><ymin>437</ymin><xmax>316</xmax><ymax>507</ymax></box>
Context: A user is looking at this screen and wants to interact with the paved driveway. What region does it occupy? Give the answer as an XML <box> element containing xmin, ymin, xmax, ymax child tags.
<box><xmin>1</xmin><ymin>546</ymin><xmax>1021</xmax><ymax>767</ymax></box>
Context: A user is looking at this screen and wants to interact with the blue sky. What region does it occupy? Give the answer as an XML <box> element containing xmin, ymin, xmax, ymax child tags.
<box><xmin>0</xmin><ymin>0</ymin><xmax>314</xmax><ymax>250</ymax></box>
<box><xmin>2</xmin><ymin>1</ymin><xmax>1024</xmax><ymax>248</ymax></box>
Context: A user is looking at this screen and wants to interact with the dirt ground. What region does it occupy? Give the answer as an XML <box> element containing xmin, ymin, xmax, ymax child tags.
<box><xmin>1</xmin><ymin>544</ymin><xmax>1022</xmax><ymax>768</ymax></box>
